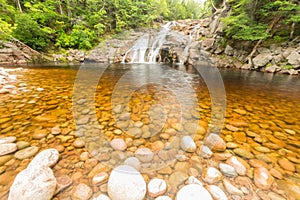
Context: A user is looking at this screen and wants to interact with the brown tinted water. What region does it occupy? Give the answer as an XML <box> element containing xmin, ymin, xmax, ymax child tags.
<box><xmin>0</xmin><ymin>63</ymin><xmax>299</xmax><ymax>199</ymax></box>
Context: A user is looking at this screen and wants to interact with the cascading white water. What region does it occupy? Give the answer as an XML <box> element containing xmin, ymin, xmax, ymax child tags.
<box><xmin>179</xmin><ymin>24</ymin><xmax>200</xmax><ymax>64</ymax></box>
<box><xmin>147</xmin><ymin>22</ymin><xmax>174</xmax><ymax>63</ymax></box>
<box><xmin>122</xmin><ymin>22</ymin><xmax>175</xmax><ymax>63</ymax></box>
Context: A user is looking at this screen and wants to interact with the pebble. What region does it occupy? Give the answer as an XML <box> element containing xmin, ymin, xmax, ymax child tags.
<box><xmin>72</xmin><ymin>183</ymin><xmax>92</xmax><ymax>200</ymax></box>
<box><xmin>206</xmin><ymin>185</ymin><xmax>228</xmax><ymax>200</ymax></box>
<box><xmin>248</xmin><ymin>159</ymin><xmax>268</xmax><ymax>168</ymax></box>
<box><xmin>14</xmin><ymin>146</ymin><xmax>39</xmax><ymax>160</ymax></box>
<box><xmin>0</xmin><ymin>143</ymin><xmax>18</xmax><ymax>156</ymax></box>
<box><xmin>180</xmin><ymin>136</ymin><xmax>197</xmax><ymax>152</ymax></box>
<box><xmin>254</xmin><ymin>146</ymin><xmax>271</xmax><ymax>153</ymax></box>
<box><xmin>222</xmin><ymin>179</ymin><xmax>243</xmax><ymax>196</ymax></box>
<box><xmin>226</xmin><ymin>156</ymin><xmax>247</xmax><ymax>175</ymax></box>
<box><xmin>76</xmin><ymin>116</ymin><xmax>90</xmax><ymax>125</ymax></box>
<box><xmin>154</xmin><ymin>196</ymin><xmax>172</xmax><ymax>200</ymax></box>
<box><xmin>278</xmin><ymin>158</ymin><xmax>295</xmax><ymax>172</ymax></box>
<box><xmin>269</xmin><ymin>168</ymin><xmax>283</xmax><ymax>179</ymax></box>
<box><xmin>0</xmin><ymin>136</ymin><xmax>16</xmax><ymax>144</ymax></box>
<box><xmin>73</xmin><ymin>138</ymin><xmax>85</xmax><ymax>148</ymax></box>
<box><xmin>226</xmin><ymin>142</ymin><xmax>239</xmax><ymax>149</ymax></box>
<box><xmin>80</xmin><ymin>152</ymin><xmax>90</xmax><ymax>161</ymax></box>
<box><xmin>147</xmin><ymin>178</ymin><xmax>167</xmax><ymax>198</ymax></box>
<box><xmin>16</xmin><ymin>141</ymin><xmax>30</xmax><ymax>150</ymax></box>
<box><xmin>51</xmin><ymin>126</ymin><xmax>61</xmax><ymax>135</ymax></box>
<box><xmin>232</xmin><ymin>132</ymin><xmax>246</xmax><ymax>143</ymax></box>
<box><xmin>233</xmin><ymin>109</ymin><xmax>247</xmax><ymax>115</ymax></box>
<box><xmin>168</xmin><ymin>171</ymin><xmax>188</xmax><ymax>188</ymax></box>
<box><xmin>55</xmin><ymin>175</ymin><xmax>72</xmax><ymax>194</ymax></box>
<box><xmin>32</xmin><ymin>130</ymin><xmax>48</xmax><ymax>140</ymax></box>
<box><xmin>213</xmin><ymin>152</ymin><xmax>232</xmax><ymax>161</ymax></box>
<box><xmin>204</xmin><ymin>133</ymin><xmax>226</xmax><ymax>151</ymax></box>
<box><xmin>135</xmin><ymin>148</ymin><xmax>154</xmax><ymax>162</ymax></box>
<box><xmin>219</xmin><ymin>163</ymin><xmax>237</xmax><ymax>177</ymax></box>
<box><xmin>277</xmin><ymin>180</ymin><xmax>300</xmax><ymax>199</ymax></box>
<box><xmin>93</xmin><ymin>194</ymin><xmax>111</xmax><ymax>200</ymax></box>
<box><xmin>92</xmin><ymin>172</ymin><xmax>109</xmax><ymax>185</ymax></box>
<box><xmin>151</xmin><ymin>141</ymin><xmax>165</xmax><ymax>151</ymax></box>
<box><xmin>28</xmin><ymin>148</ymin><xmax>59</xmax><ymax>168</ymax></box>
<box><xmin>108</xmin><ymin>165</ymin><xmax>146</xmax><ymax>200</ymax></box>
<box><xmin>268</xmin><ymin>192</ymin><xmax>285</xmax><ymax>200</ymax></box>
<box><xmin>124</xmin><ymin>157</ymin><xmax>141</xmax><ymax>170</ymax></box>
<box><xmin>0</xmin><ymin>88</ymin><xmax>10</xmax><ymax>94</ymax></box>
<box><xmin>114</xmin><ymin>129</ymin><xmax>123</xmax><ymax>135</ymax></box>
<box><xmin>176</xmin><ymin>184</ymin><xmax>213</xmax><ymax>200</ymax></box>
<box><xmin>199</xmin><ymin>145</ymin><xmax>213</xmax><ymax>158</ymax></box>
<box><xmin>202</xmin><ymin>167</ymin><xmax>223</xmax><ymax>184</ymax></box>
<box><xmin>233</xmin><ymin>148</ymin><xmax>254</xmax><ymax>159</ymax></box>
<box><xmin>225</xmin><ymin>124</ymin><xmax>239</xmax><ymax>132</ymax></box>
<box><xmin>127</xmin><ymin>127</ymin><xmax>142</xmax><ymax>137</ymax></box>
<box><xmin>188</xmin><ymin>176</ymin><xmax>203</xmax><ymax>185</ymax></box>
<box><xmin>0</xmin><ymin>154</ymin><xmax>13</xmax><ymax>166</ymax></box>
<box><xmin>253</xmin><ymin>167</ymin><xmax>273</xmax><ymax>190</ymax></box>
<box><xmin>110</xmin><ymin>138</ymin><xmax>127</xmax><ymax>151</ymax></box>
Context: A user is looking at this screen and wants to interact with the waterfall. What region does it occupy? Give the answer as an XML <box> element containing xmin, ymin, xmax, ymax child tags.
<box><xmin>179</xmin><ymin>24</ymin><xmax>200</xmax><ymax>65</ymax></box>
<box><xmin>122</xmin><ymin>22</ymin><xmax>175</xmax><ymax>63</ymax></box>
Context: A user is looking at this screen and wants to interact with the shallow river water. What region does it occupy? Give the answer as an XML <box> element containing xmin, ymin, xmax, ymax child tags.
<box><xmin>0</xmin><ymin>63</ymin><xmax>300</xmax><ymax>199</ymax></box>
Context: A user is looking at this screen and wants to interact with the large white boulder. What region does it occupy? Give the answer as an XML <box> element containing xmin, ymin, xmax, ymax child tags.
<box><xmin>108</xmin><ymin>165</ymin><xmax>146</xmax><ymax>200</ymax></box>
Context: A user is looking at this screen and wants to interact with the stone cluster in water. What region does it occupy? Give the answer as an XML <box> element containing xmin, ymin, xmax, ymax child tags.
<box><xmin>0</xmin><ymin>67</ymin><xmax>299</xmax><ymax>200</ymax></box>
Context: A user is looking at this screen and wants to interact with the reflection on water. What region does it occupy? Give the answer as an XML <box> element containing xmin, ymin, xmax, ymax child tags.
<box><xmin>0</xmin><ymin>63</ymin><xmax>299</xmax><ymax>199</ymax></box>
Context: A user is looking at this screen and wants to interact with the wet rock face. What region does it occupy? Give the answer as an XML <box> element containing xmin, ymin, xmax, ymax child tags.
<box><xmin>0</xmin><ymin>41</ymin><xmax>45</xmax><ymax>64</ymax></box>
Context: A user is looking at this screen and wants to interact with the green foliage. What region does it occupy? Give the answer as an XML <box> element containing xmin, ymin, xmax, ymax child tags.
<box><xmin>222</xmin><ymin>13</ymin><xmax>270</xmax><ymax>41</ymax></box>
<box><xmin>56</xmin><ymin>25</ymin><xmax>95</xmax><ymax>49</ymax></box>
<box><xmin>0</xmin><ymin>18</ymin><xmax>14</xmax><ymax>41</ymax></box>
<box><xmin>165</xmin><ymin>0</ymin><xmax>204</xmax><ymax>20</ymax></box>
<box><xmin>222</xmin><ymin>0</ymin><xmax>300</xmax><ymax>41</ymax></box>
<box><xmin>13</xmin><ymin>14</ymin><xmax>52</xmax><ymax>51</ymax></box>
<box><xmin>282</xmin><ymin>64</ymin><xmax>293</xmax><ymax>69</ymax></box>
<box><xmin>0</xmin><ymin>0</ymin><xmax>220</xmax><ymax>51</ymax></box>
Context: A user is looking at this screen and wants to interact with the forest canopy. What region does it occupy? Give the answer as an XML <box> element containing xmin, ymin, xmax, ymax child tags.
<box><xmin>0</xmin><ymin>0</ymin><xmax>206</xmax><ymax>51</ymax></box>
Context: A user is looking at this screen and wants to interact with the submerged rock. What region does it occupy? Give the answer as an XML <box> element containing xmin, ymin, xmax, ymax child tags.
<box><xmin>14</xmin><ymin>146</ymin><xmax>39</xmax><ymax>160</ymax></box>
<box><xmin>180</xmin><ymin>136</ymin><xmax>197</xmax><ymax>152</ymax></box>
<box><xmin>147</xmin><ymin>178</ymin><xmax>167</xmax><ymax>198</ymax></box>
<box><xmin>108</xmin><ymin>165</ymin><xmax>146</xmax><ymax>200</ymax></box>
<box><xmin>8</xmin><ymin>148</ymin><xmax>60</xmax><ymax>200</ymax></box>
<box><xmin>253</xmin><ymin>167</ymin><xmax>273</xmax><ymax>190</ymax></box>
<box><xmin>176</xmin><ymin>184</ymin><xmax>213</xmax><ymax>200</ymax></box>
<box><xmin>72</xmin><ymin>183</ymin><xmax>92</xmax><ymax>200</ymax></box>
<box><xmin>206</xmin><ymin>185</ymin><xmax>228</xmax><ymax>200</ymax></box>
<box><xmin>0</xmin><ymin>143</ymin><xmax>17</xmax><ymax>156</ymax></box>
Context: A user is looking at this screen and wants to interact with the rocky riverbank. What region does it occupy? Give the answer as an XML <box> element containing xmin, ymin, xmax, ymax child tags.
<box><xmin>1</xmin><ymin>19</ymin><xmax>299</xmax><ymax>75</ymax></box>
<box><xmin>0</xmin><ymin>40</ymin><xmax>48</xmax><ymax>65</ymax></box>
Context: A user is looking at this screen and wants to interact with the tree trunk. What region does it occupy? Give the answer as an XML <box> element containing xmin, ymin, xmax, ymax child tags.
<box><xmin>290</xmin><ymin>22</ymin><xmax>295</xmax><ymax>39</ymax></box>
<box><xmin>15</xmin><ymin>0</ymin><xmax>22</xmax><ymax>13</ymax></box>
<box><xmin>58</xmin><ymin>0</ymin><xmax>63</xmax><ymax>15</ymax></box>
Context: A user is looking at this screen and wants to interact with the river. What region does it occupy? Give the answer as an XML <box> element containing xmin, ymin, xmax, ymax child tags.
<box><xmin>0</xmin><ymin>63</ymin><xmax>299</xmax><ymax>199</ymax></box>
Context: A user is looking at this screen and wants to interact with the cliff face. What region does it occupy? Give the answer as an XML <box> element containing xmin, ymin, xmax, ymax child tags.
<box><xmin>0</xmin><ymin>40</ymin><xmax>47</xmax><ymax>65</ymax></box>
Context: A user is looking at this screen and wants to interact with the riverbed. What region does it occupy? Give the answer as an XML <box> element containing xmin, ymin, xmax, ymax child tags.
<box><xmin>0</xmin><ymin>63</ymin><xmax>300</xmax><ymax>199</ymax></box>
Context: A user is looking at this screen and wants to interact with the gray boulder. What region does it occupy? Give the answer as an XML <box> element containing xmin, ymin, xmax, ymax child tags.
<box><xmin>287</xmin><ymin>51</ymin><xmax>300</xmax><ymax>68</ymax></box>
<box><xmin>252</xmin><ymin>53</ymin><xmax>273</xmax><ymax>68</ymax></box>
